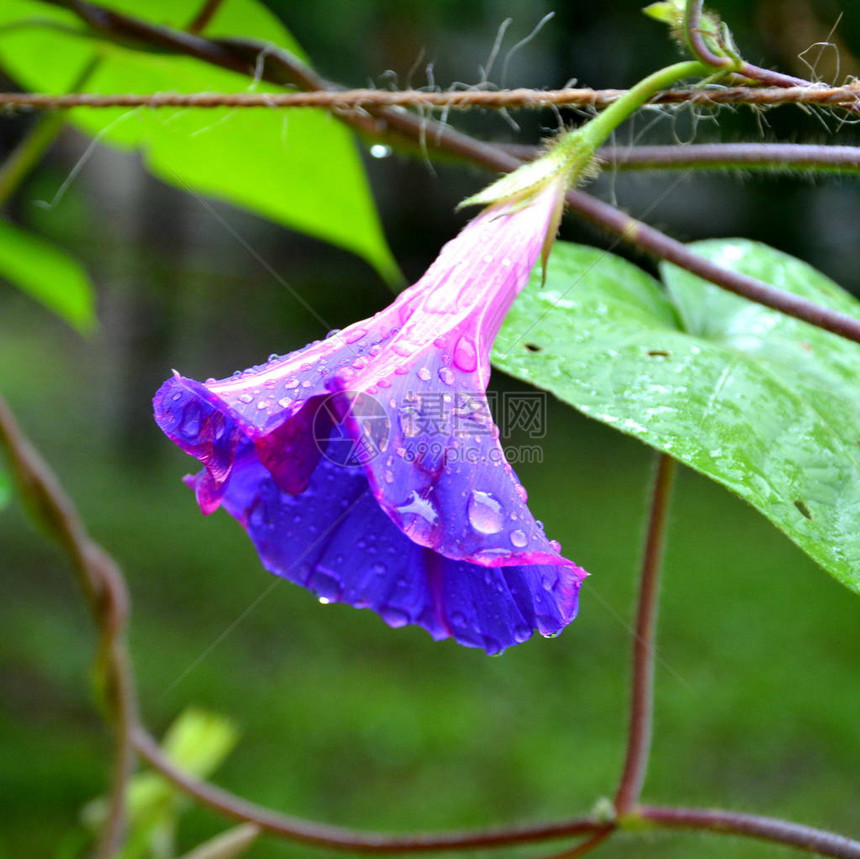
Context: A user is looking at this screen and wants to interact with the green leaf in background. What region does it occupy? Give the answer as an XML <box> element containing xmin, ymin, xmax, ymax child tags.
<box><xmin>0</xmin><ymin>218</ymin><xmax>96</xmax><ymax>332</ymax></box>
<box><xmin>0</xmin><ymin>0</ymin><xmax>400</xmax><ymax>283</ymax></box>
<box><xmin>493</xmin><ymin>239</ymin><xmax>860</xmax><ymax>592</ymax></box>
<box><xmin>177</xmin><ymin>824</ymin><xmax>260</xmax><ymax>859</ymax></box>
<box><xmin>0</xmin><ymin>465</ymin><xmax>10</xmax><ymax>511</ymax></box>
<box><xmin>81</xmin><ymin>708</ymin><xmax>239</xmax><ymax>859</ymax></box>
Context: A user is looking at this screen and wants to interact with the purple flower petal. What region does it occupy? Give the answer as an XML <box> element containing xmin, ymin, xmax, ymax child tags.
<box><xmin>212</xmin><ymin>451</ymin><xmax>582</xmax><ymax>652</ymax></box>
<box><xmin>154</xmin><ymin>183</ymin><xmax>589</xmax><ymax>652</ymax></box>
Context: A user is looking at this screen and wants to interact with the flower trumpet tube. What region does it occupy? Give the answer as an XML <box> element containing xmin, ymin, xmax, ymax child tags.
<box><xmin>154</xmin><ymin>177</ymin><xmax>587</xmax><ymax>653</ymax></box>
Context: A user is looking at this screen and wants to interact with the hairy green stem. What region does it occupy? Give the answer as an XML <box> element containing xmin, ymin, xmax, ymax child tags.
<box><xmin>573</xmin><ymin>60</ymin><xmax>710</xmax><ymax>154</ymax></box>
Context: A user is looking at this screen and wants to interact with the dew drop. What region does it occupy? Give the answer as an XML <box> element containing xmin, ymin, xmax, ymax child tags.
<box><xmin>325</xmin><ymin>328</ymin><xmax>341</xmax><ymax>339</ymax></box>
<box><xmin>510</xmin><ymin>529</ymin><xmax>528</xmax><ymax>548</ymax></box>
<box><xmin>513</xmin><ymin>625</ymin><xmax>533</xmax><ymax>644</ymax></box>
<box><xmin>438</xmin><ymin>367</ymin><xmax>455</xmax><ymax>386</ymax></box>
<box><xmin>180</xmin><ymin>409</ymin><xmax>201</xmax><ymax>438</ymax></box>
<box><xmin>301</xmin><ymin>380</ymin><xmax>312</xmax><ymax>388</ymax></box>
<box><xmin>377</xmin><ymin>378</ymin><xmax>391</xmax><ymax>388</ymax></box>
<box><xmin>309</xmin><ymin>570</ymin><xmax>342</xmax><ymax>602</ymax></box>
<box><xmin>514</xmin><ymin>483</ymin><xmax>528</xmax><ymax>503</ymax></box>
<box><xmin>417</xmin><ymin>367</ymin><xmax>432</xmax><ymax>382</ymax></box>
<box><xmin>384</xmin><ymin>469</ymin><xmax>395</xmax><ymax>484</ymax></box>
<box><xmin>345</xmin><ymin>327</ymin><xmax>368</xmax><ymax>344</ymax></box>
<box><xmin>467</xmin><ymin>490</ymin><xmax>504</xmax><ymax>535</ymax></box>
<box><xmin>549</xmin><ymin>539</ymin><xmax>562</xmax><ymax>553</ymax></box>
<box><xmin>453</xmin><ymin>336</ymin><xmax>478</xmax><ymax>372</ymax></box>
<box><xmin>284</xmin><ymin>378</ymin><xmax>300</xmax><ymax>390</ymax></box>
<box><xmin>391</xmin><ymin>342</ymin><xmax>414</xmax><ymax>357</ymax></box>
<box><xmin>238</xmin><ymin>393</ymin><xmax>254</xmax><ymax>404</ymax></box>
<box><xmin>278</xmin><ymin>397</ymin><xmax>291</xmax><ymax>408</ymax></box>
<box><xmin>372</xmin><ymin>562</ymin><xmax>387</xmax><ymax>575</ymax></box>
<box><xmin>381</xmin><ymin>606</ymin><xmax>409</xmax><ymax>627</ymax></box>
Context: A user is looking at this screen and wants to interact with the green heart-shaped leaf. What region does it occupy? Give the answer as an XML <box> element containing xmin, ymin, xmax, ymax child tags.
<box><xmin>493</xmin><ymin>239</ymin><xmax>860</xmax><ymax>592</ymax></box>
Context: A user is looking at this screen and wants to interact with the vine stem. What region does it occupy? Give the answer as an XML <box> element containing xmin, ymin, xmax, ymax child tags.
<box><xmin>5</xmin><ymin>83</ymin><xmax>860</xmax><ymax>110</ymax></box>
<box><xmin>640</xmin><ymin>806</ymin><xmax>860</xmax><ymax>859</ymax></box>
<box><xmin>132</xmin><ymin>726</ymin><xmax>602</xmax><ymax>853</ymax></box>
<box><xmin>614</xmin><ymin>455</ymin><xmax>675</xmax><ymax>816</ymax></box>
<box><xmin>0</xmin><ymin>397</ymin><xmax>137</xmax><ymax>859</ymax></box>
<box><xmin>683</xmin><ymin>0</ymin><xmax>839</xmax><ymax>91</ymax></box>
<box><xmin>597</xmin><ymin>143</ymin><xmax>860</xmax><ymax>173</ymax></box>
<box><xmin>498</xmin><ymin>142</ymin><xmax>860</xmax><ymax>173</ymax></box>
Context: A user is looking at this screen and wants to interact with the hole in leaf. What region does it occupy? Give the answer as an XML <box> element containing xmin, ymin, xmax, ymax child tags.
<box><xmin>524</xmin><ymin>343</ymin><xmax>542</xmax><ymax>353</ymax></box>
<box><xmin>793</xmin><ymin>499</ymin><xmax>813</xmax><ymax>520</ymax></box>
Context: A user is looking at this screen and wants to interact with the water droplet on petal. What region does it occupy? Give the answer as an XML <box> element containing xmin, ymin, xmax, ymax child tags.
<box><xmin>180</xmin><ymin>409</ymin><xmax>201</xmax><ymax>438</ymax></box>
<box><xmin>514</xmin><ymin>483</ymin><xmax>528</xmax><ymax>503</ymax></box>
<box><xmin>284</xmin><ymin>378</ymin><xmax>300</xmax><ymax>389</ymax></box>
<box><xmin>345</xmin><ymin>327</ymin><xmax>368</xmax><ymax>344</ymax></box>
<box><xmin>370</xmin><ymin>143</ymin><xmax>392</xmax><ymax>159</ymax></box>
<box><xmin>417</xmin><ymin>367</ymin><xmax>432</xmax><ymax>382</ymax></box>
<box><xmin>510</xmin><ymin>529</ymin><xmax>528</xmax><ymax>548</ymax></box>
<box><xmin>549</xmin><ymin>539</ymin><xmax>562</xmax><ymax>553</ymax></box>
<box><xmin>438</xmin><ymin>367</ymin><xmax>455</xmax><ymax>386</ymax></box>
<box><xmin>301</xmin><ymin>380</ymin><xmax>312</xmax><ymax>388</ymax></box>
<box><xmin>326</xmin><ymin>328</ymin><xmax>341</xmax><ymax>339</ymax></box>
<box><xmin>372</xmin><ymin>562</ymin><xmax>387</xmax><ymax>575</ymax></box>
<box><xmin>239</xmin><ymin>393</ymin><xmax>254</xmax><ymax>404</ymax></box>
<box><xmin>391</xmin><ymin>342</ymin><xmax>414</xmax><ymax>358</ymax></box>
<box><xmin>467</xmin><ymin>490</ymin><xmax>504</xmax><ymax>534</ymax></box>
<box><xmin>453</xmin><ymin>336</ymin><xmax>478</xmax><ymax>372</ymax></box>
<box><xmin>381</xmin><ymin>606</ymin><xmax>409</xmax><ymax>627</ymax></box>
<box><xmin>513</xmin><ymin>625</ymin><xmax>533</xmax><ymax>644</ymax></box>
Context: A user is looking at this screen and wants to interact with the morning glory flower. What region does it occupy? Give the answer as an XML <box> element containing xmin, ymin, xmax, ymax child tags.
<box><xmin>154</xmin><ymin>176</ymin><xmax>587</xmax><ymax>653</ymax></box>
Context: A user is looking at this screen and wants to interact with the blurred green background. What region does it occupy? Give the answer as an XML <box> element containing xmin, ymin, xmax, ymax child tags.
<box><xmin>1</xmin><ymin>1</ymin><xmax>859</xmax><ymax>857</ymax></box>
